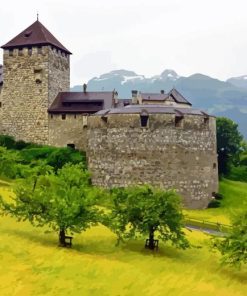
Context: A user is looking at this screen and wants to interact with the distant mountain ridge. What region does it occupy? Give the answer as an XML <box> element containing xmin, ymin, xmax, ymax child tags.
<box><xmin>71</xmin><ymin>69</ymin><xmax>247</xmax><ymax>138</ymax></box>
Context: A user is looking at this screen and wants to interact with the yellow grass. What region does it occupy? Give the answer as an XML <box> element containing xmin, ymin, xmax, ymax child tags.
<box><xmin>0</xmin><ymin>186</ymin><xmax>246</xmax><ymax>296</ymax></box>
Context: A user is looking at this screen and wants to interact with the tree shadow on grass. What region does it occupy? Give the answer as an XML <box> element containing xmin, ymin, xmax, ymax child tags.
<box><xmin>2</xmin><ymin>226</ymin><xmax>194</xmax><ymax>265</ymax></box>
<box><xmin>1</xmin><ymin>227</ymin><xmax>58</xmax><ymax>248</ymax></box>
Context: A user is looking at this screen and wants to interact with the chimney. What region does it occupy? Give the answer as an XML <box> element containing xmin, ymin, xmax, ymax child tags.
<box><xmin>131</xmin><ymin>90</ymin><xmax>138</xmax><ymax>104</ymax></box>
<box><xmin>160</xmin><ymin>90</ymin><xmax>165</xmax><ymax>94</ymax></box>
<box><xmin>132</xmin><ymin>90</ymin><xmax>138</xmax><ymax>98</ymax></box>
<box><xmin>112</xmin><ymin>89</ymin><xmax>119</xmax><ymax>107</ymax></box>
<box><xmin>83</xmin><ymin>83</ymin><xmax>87</xmax><ymax>93</ymax></box>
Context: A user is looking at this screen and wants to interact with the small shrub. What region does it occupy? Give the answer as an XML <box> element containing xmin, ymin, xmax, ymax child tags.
<box><xmin>0</xmin><ymin>135</ymin><xmax>16</xmax><ymax>149</ymax></box>
<box><xmin>207</xmin><ymin>199</ymin><xmax>221</xmax><ymax>208</ymax></box>
<box><xmin>212</xmin><ymin>192</ymin><xmax>224</xmax><ymax>200</ymax></box>
<box><xmin>47</xmin><ymin>148</ymin><xmax>86</xmax><ymax>171</ymax></box>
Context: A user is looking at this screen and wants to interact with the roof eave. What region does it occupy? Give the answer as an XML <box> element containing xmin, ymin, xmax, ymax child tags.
<box><xmin>1</xmin><ymin>43</ymin><xmax>72</xmax><ymax>55</ymax></box>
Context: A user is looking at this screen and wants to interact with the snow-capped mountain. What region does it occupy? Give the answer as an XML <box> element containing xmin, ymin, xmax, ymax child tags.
<box><xmin>71</xmin><ymin>69</ymin><xmax>247</xmax><ymax>138</ymax></box>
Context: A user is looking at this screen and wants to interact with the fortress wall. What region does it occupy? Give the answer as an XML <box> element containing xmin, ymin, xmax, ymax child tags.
<box><xmin>1</xmin><ymin>46</ymin><xmax>69</xmax><ymax>144</ymax></box>
<box><xmin>87</xmin><ymin>114</ymin><xmax>218</xmax><ymax>209</ymax></box>
<box><xmin>48</xmin><ymin>48</ymin><xmax>70</xmax><ymax>106</ymax></box>
<box><xmin>48</xmin><ymin>113</ymin><xmax>88</xmax><ymax>150</ymax></box>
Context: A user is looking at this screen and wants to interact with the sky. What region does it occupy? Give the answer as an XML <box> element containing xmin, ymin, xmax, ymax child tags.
<box><xmin>1</xmin><ymin>0</ymin><xmax>247</xmax><ymax>86</ymax></box>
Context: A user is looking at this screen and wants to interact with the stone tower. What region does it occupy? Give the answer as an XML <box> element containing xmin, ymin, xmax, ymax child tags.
<box><xmin>0</xmin><ymin>20</ymin><xmax>71</xmax><ymax>144</ymax></box>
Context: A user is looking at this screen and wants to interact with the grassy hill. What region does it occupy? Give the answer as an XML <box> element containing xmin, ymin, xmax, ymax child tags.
<box><xmin>0</xmin><ymin>180</ymin><xmax>246</xmax><ymax>296</ymax></box>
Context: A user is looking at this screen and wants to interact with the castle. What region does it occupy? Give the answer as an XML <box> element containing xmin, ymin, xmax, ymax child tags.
<box><xmin>0</xmin><ymin>20</ymin><xmax>218</xmax><ymax>208</ymax></box>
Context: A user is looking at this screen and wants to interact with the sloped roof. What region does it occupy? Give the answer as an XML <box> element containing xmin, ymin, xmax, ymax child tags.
<box><xmin>168</xmin><ymin>88</ymin><xmax>191</xmax><ymax>105</ymax></box>
<box><xmin>95</xmin><ymin>104</ymin><xmax>210</xmax><ymax>116</ymax></box>
<box><xmin>48</xmin><ymin>91</ymin><xmax>115</xmax><ymax>113</ymax></box>
<box><xmin>141</xmin><ymin>93</ymin><xmax>169</xmax><ymax>101</ymax></box>
<box><xmin>140</xmin><ymin>88</ymin><xmax>191</xmax><ymax>105</ymax></box>
<box><xmin>1</xmin><ymin>20</ymin><xmax>71</xmax><ymax>54</ymax></box>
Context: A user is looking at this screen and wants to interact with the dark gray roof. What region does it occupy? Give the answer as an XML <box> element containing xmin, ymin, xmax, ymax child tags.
<box><xmin>48</xmin><ymin>91</ymin><xmax>115</xmax><ymax>114</ymax></box>
<box><xmin>168</xmin><ymin>88</ymin><xmax>191</xmax><ymax>105</ymax></box>
<box><xmin>2</xmin><ymin>20</ymin><xmax>71</xmax><ymax>55</ymax></box>
<box><xmin>140</xmin><ymin>88</ymin><xmax>191</xmax><ymax>106</ymax></box>
<box><xmin>141</xmin><ymin>93</ymin><xmax>169</xmax><ymax>101</ymax></box>
<box><xmin>0</xmin><ymin>65</ymin><xmax>3</xmax><ymax>85</ymax></box>
<box><xmin>94</xmin><ymin>104</ymin><xmax>210</xmax><ymax>117</ymax></box>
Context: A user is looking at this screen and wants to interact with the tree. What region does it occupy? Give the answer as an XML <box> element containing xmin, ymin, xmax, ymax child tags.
<box><xmin>0</xmin><ymin>163</ymin><xmax>100</xmax><ymax>246</ymax></box>
<box><xmin>216</xmin><ymin>117</ymin><xmax>243</xmax><ymax>176</ymax></box>
<box><xmin>107</xmin><ymin>186</ymin><xmax>189</xmax><ymax>250</ymax></box>
<box><xmin>213</xmin><ymin>211</ymin><xmax>247</xmax><ymax>268</ymax></box>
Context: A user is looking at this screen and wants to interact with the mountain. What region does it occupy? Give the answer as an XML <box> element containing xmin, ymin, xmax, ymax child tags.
<box><xmin>227</xmin><ymin>75</ymin><xmax>247</xmax><ymax>90</ymax></box>
<box><xmin>71</xmin><ymin>69</ymin><xmax>247</xmax><ymax>138</ymax></box>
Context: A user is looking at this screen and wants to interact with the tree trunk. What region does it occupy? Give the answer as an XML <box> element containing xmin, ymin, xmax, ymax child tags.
<box><xmin>148</xmin><ymin>226</ymin><xmax>155</xmax><ymax>250</ymax></box>
<box><xmin>59</xmin><ymin>229</ymin><xmax>66</xmax><ymax>247</ymax></box>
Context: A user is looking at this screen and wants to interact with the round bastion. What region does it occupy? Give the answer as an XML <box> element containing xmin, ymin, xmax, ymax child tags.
<box><xmin>87</xmin><ymin>104</ymin><xmax>218</xmax><ymax>209</ymax></box>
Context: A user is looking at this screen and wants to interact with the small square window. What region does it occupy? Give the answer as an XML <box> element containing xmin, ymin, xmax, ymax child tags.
<box><xmin>62</xmin><ymin>114</ymin><xmax>66</xmax><ymax>120</ymax></box>
<box><xmin>9</xmin><ymin>50</ymin><xmax>13</xmax><ymax>56</ymax></box>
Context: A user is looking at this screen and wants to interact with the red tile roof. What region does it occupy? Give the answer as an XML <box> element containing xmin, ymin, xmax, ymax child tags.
<box><xmin>1</xmin><ymin>20</ymin><xmax>71</xmax><ymax>54</ymax></box>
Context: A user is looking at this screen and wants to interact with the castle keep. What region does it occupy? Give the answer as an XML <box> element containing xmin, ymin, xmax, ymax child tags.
<box><xmin>0</xmin><ymin>20</ymin><xmax>218</xmax><ymax>208</ymax></box>
<box><xmin>0</xmin><ymin>20</ymin><xmax>71</xmax><ymax>144</ymax></box>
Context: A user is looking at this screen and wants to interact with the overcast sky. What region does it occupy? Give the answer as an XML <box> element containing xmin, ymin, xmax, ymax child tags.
<box><xmin>1</xmin><ymin>0</ymin><xmax>247</xmax><ymax>85</ymax></box>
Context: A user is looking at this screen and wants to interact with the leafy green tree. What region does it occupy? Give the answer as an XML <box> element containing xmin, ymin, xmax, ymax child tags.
<box><xmin>107</xmin><ymin>186</ymin><xmax>189</xmax><ymax>250</ymax></box>
<box><xmin>0</xmin><ymin>163</ymin><xmax>100</xmax><ymax>246</ymax></box>
<box><xmin>216</xmin><ymin>117</ymin><xmax>243</xmax><ymax>176</ymax></box>
<box><xmin>213</xmin><ymin>211</ymin><xmax>247</xmax><ymax>268</ymax></box>
<box><xmin>0</xmin><ymin>147</ymin><xmax>22</xmax><ymax>178</ymax></box>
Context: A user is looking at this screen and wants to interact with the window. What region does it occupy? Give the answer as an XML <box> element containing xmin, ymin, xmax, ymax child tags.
<box><xmin>50</xmin><ymin>114</ymin><xmax>53</xmax><ymax>119</ymax></box>
<box><xmin>175</xmin><ymin>116</ymin><xmax>183</xmax><ymax>127</ymax></box>
<box><xmin>18</xmin><ymin>48</ymin><xmax>23</xmax><ymax>56</ymax></box>
<box><xmin>140</xmin><ymin>115</ymin><xmax>149</xmax><ymax>127</ymax></box>
<box><xmin>101</xmin><ymin>116</ymin><xmax>108</xmax><ymax>123</ymax></box>
<box><xmin>0</xmin><ymin>102</ymin><xmax>2</xmax><ymax>108</ymax></box>
<box><xmin>9</xmin><ymin>50</ymin><xmax>13</xmax><ymax>56</ymax></box>
<box><xmin>204</xmin><ymin>117</ymin><xmax>209</xmax><ymax>125</ymax></box>
<box><xmin>62</xmin><ymin>114</ymin><xmax>66</xmax><ymax>120</ymax></box>
<box><xmin>74</xmin><ymin>114</ymin><xmax>77</xmax><ymax>119</ymax></box>
<box><xmin>213</xmin><ymin>163</ymin><xmax>217</xmax><ymax>169</ymax></box>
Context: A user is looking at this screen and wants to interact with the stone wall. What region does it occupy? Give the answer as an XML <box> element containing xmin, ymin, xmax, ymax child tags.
<box><xmin>0</xmin><ymin>46</ymin><xmax>69</xmax><ymax>144</ymax></box>
<box><xmin>0</xmin><ymin>84</ymin><xmax>2</xmax><ymax>133</ymax></box>
<box><xmin>48</xmin><ymin>113</ymin><xmax>88</xmax><ymax>150</ymax></box>
<box><xmin>87</xmin><ymin>113</ymin><xmax>218</xmax><ymax>209</ymax></box>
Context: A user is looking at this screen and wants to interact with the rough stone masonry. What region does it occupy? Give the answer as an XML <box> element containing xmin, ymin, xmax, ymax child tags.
<box><xmin>87</xmin><ymin>108</ymin><xmax>218</xmax><ymax>209</ymax></box>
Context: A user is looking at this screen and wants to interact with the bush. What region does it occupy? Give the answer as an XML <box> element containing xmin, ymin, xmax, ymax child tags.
<box><xmin>0</xmin><ymin>135</ymin><xmax>16</xmax><ymax>149</ymax></box>
<box><xmin>227</xmin><ymin>166</ymin><xmax>247</xmax><ymax>182</ymax></box>
<box><xmin>240</xmin><ymin>155</ymin><xmax>247</xmax><ymax>166</ymax></box>
<box><xmin>47</xmin><ymin>148</ymin><xmax>86</xmax><ymax>171</ymax></box>
<box><xmin>20</xmin><ymin>147</ymin><xmax>58</xmax><ymax>163</ymax></box>
<box><xmin>207</xmin><ymin>199</ymin><xmax>221</xmax><ymax>208</ymax></box>
<box><xmin>212</xmin><ymin>192</ymin><xmax>224</xmax><ymax>200</ymax></box>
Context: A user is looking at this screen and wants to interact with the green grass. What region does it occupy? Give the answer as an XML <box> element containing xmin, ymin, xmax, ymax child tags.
<box><xmin>0</xmin><ymin>181</ymin><xmax>246</xmax><ymax>295</ymax></box>
<box><xmin>184</xmin><ymin>179</ymin><xmax>247</xmax><ymax>225</ymax></box>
